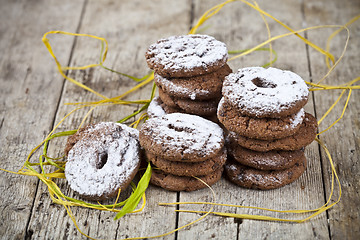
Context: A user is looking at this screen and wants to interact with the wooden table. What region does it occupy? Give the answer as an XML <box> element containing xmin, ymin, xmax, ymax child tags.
<box><xmin>1</xmin><ymin>0</ymin><xmax>359</xmax><ymax>239</ymax></box>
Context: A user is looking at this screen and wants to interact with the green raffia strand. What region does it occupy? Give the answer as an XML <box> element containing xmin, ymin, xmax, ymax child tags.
<box><xmin>114</xmin><ymin>162</ymin><xmax>152</xmax><ymax>220</ymax></box>
<box><xmin>117</xmin><ymin>82</ymin><xmax>157</xmax><ymax>123</ymax></box>
<box><xmin>38</xmin><ymin>130</ymin><xmax>77</xmax><ymax>172</ymax></box>
<box><xmin>228</xmin><ymin>47</ymin><xmax>278</xmax><ymax>67</ymax></box>
<box><xmin>99</xmin><ymin>41</ymin><xmax>152</xmax><ymax>82</ymax></box>
<box><xmin>117</xmin><ymin>103</ymin><xmax>149</xmax><ymax>123</ymax></box>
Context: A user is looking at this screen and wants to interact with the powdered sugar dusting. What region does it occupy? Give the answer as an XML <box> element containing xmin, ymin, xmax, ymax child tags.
<box><xmin>155</xmin><ymin>73</ymin><xmax>210</xmax><ymax>100</ymax></box>
<box><xmin>222</xmin><ymin>67</ymin><xmax>309</xmax><ymax>116</ymax></box>
<box><xmin>147</xmin><ymin>97</ymin><xmax>167</xmax><ymax>118</ymax></box>
<box><xmin>65</xmin><ymin>122</ymin><xmax>140</xmax><ymax>199</ymax></box>
<box><xmin>147</xmin><ymin>34</ymin><xmax>228</xmax><ymax>71</ymax></box>
<box><xmin>290</xmin><ymin>108</ymin><xmax>305</xmax><ymax>128</ymax></box>
<box><xmin>142</xmin><ymin>113</ymin><xmax>224</xmax><ymax>158</ymax></box>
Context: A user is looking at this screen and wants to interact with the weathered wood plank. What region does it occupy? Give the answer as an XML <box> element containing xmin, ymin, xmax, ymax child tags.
<box><xmin>0</xmin><ymin>0</ymin><xmax>85</xmax><ymax>239</ymax></box>
<box><xmin>26</xmin><ymin>0</ymin><xmax>192</xmax><ymax>239</ymax></box>
<box><xmin>304</xmin><ymin>0</ymin><xmax>360</xmax><ymax>239</ymax></box>
<box><xmin>177</xmin><ymin>0</ymin><xmax>329</xmax><ymax>239</ymax></box>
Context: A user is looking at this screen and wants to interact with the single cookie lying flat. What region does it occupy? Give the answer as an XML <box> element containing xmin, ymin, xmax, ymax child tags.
<box><xmin>139</xmin><ymin>113</ymin><xmax>224</xmax><ymax>162</ymax></box>
<box><xmin>228</xmin><ymin>112</ymin><xmax>318</xmax><ymax>152</ymax></box>
<box><xmin>222</xmin><ymin>67</ymin><xmax>309</xmax><ymax>118</ymax></box>
<box><xmin>218</xmin><ymin>98</ymin><xmax>305</xmax><ymax>140</ymax></box>
<box><xmin>224</xmin><ymin>156</ymin><xmax>306</xmax><ymax>190</ymax></box>
<box><xmin>65</xmin><ymin>122</ymin><xmax>141</xmax><ymax>201</ymax></box>
<box><xmin>145</xmin><ymin>34</ymin><xmax>228</xmax><ymax>78</ymax></box>
<box><xmin>151</xmin><ymin>167</ymin><xmax>223</xmax><ymax>192</ymax></box>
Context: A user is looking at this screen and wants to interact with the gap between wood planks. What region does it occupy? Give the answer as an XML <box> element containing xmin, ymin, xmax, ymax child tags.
<box><xmin>301</xmin><ymin>0</ymin><xmax>332</xmax><ymax>239</ymax></box>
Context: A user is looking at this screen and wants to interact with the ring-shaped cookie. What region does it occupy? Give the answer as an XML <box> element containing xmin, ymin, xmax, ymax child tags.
<box><xmin>65</xmin><ymin>122</ymin><xmax>141</xmax><ymax>201</ymax></box>
<box><xmin>146</xmin><ymin>34</ymin><xmax>228</xmax><ymax>78</ymax></box>
<box><xmin>222</xmin><ymin>67</ymin><xmax>309</xmax><ymax>118</ymax></box>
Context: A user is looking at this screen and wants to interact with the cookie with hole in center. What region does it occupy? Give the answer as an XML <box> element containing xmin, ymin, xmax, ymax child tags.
<box><xmin>217</xmin><ymin>98</ymin><xmax>305</xmax><ymax>140</ymax></box>
<box><xmin>150</xmin><ymin>167</ymin><xmax>223</xmax><ymax>192</ymax></box>
<box><xmin>147</xmin><ymin>147</ymin><xmax>226</xmax><ymax>177</ymax></box>
<box><xmin>154</xmin><ymin>64</ymin><xmax>232</xmax><ymax>100</ymax></box>
<box><xmin>158</xmin><ymin>88</ymin><xmax>220</xmax><ymax>116</ymax></box>
<box><xmin>224</xmin><ymin>156</ymin><xmax>306</xmax><ymax>190</ymax></box>
<box><xmin>227</xmin><ymin>112</ymin><xmax>318</xmax><ymax>152</ymax></box>
<box><xmin>222</xmin><ymin>67</ymin><xmax>309</xmax><ymax>118</ymax></box>
<box><xmin>65</xmin><ymin>122</ymin><xmax>141</xmax><ymax>201</ymax></box>
<box><xmin>145</xmin><ymin>34</ymin><xmax>228</xmax><ymax>78</ymax></box>
<box><xmin>139</xmin><ymin>113</ymin><xmax>225</xmax><ymax>162</ymax></box>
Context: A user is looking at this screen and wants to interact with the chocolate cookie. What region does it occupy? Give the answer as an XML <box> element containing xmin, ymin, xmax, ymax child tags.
<box><xmin>217</xmin><ymin>98</ymin><xmax>305</xmax><ymax>140</ymax></box>
<box><xmin>158</xmin><ymin>88</ymin><xmax>219</xmax><ymax>116</ymax></box>
<box><xmin>222</xmin><ymin>67</ymin><xmax>309</xmax><ymax>118</ymax></box>
<box><xmin>139</xmin><ymin>113</ymin><xmax>225</xmax><ymax>162</ymax></box>
<box><xmin>64</xmin><ymin>122</ymin><xmax>139</xmax><ymax>155</ymax></box>
<box><xmin>227</xmin><ymin>142</ymin><xmax>305</xmax><ymax>170</ymax></box>
<box><xmin>150</xmin><ymin>167</ymin><xmax>223</xmax><ymax>191</ymax></box>
<box><xmin>228</xmin><ymin>113</ymin><xmax>318</xmax><ymax>152</ymax></box>
<box><xmin>145</xmin><ymin>34</ymin><xmax>228</xmax><ymax>78</ymax></box>
<box><xmin>224</xmin><ymin>156</ymin><xmax>306</xmax><ymax>190</ymax></box>
<box><xmin>65</xmin><ymin>122</ymin><xmax>141</xmax><ymax>201</ymax></box>
<box><xmin>154</xmin><ymin>64</ymin><xmax>232</xmax><ymax>100</ymax></box>
<box><xmin>147</xmin><ymin>148</ymin><xmax>226</xmax><ymax>176</ymax></box>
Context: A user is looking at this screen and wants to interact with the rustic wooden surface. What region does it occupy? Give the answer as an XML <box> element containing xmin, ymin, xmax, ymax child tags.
<box><xmin>0</xmin><ymin>0</ymin><xmax>359</xmax><ymax>239</ymax></box>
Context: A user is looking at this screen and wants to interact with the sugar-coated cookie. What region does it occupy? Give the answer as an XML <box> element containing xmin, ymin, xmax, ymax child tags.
<box><xmin>222</xmin><ymin>67</ymin><xmax>309</xmax><ymax>118</ymax></box>
<box><xmin>146</xmin><ymin>34</ymin><xmax>228</xmax><ymax>78</ymax></box>
<box><xmin>65</xmin><ymin>122</ymin><xmax>141</xmax><ymax>201</ymax></box>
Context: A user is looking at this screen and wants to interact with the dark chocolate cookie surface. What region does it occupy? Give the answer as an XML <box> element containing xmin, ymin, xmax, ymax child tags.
<box><xmin>151</xmin><ymin>167</ymin><xmax>223</xmax><ymax>192</ymax></box>
<box><xmin>147</xmin><ymin>147</ymin><xmax>226</xmax><ymax>176</ymax></box>
<box><xmin>228</xmin><ymin>113</ymin><xmax>318</xmax><ymax>152</ymax></box>
<box><xmin>154</xmin><ymin>64</ymin><xmax>232</xmax><ymax>100</ymax></box>
<box><xmin>158</xmin><ymin>88</ymin><xmax>219</xmax><ymax>116</ymax></box>
<box><xmin>227</xmin><ymin>142</ymin><xmax>304</xmax><ymax>170</ymax></box>
<box><xmin>218</xmin><ymin>98</ymin><xmax>305</xmax><ymax>140</ymax></box>
<box><xmin>224</xmin><ymin>156</ymin><xmax>306</xmax><ymax>190</ymax></box>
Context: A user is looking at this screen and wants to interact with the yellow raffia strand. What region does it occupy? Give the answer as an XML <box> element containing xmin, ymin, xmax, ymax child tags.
<box><xmin>42</xmin><ymin>31</ymin><xmax>109</xmax><ymax>100</ymax></box>
<box><xmin>325</xmin><ymin>14</ymin><xmax>360</xmax><ymax>69</ymax></box>
<box><xmin>228</xmin><ymin>25</ymin><xmax>343</xmax><ymax>62</ymax></box>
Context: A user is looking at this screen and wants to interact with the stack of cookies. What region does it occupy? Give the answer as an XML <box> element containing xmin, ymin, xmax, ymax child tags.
<box><xmin>145</xmin><ymin>34</ymin><xmax>232</xmax><ymax>121</ymax></box>
<box><xmin>139</xmin><ymin>113</ymin><xmax>227</xmax><ymax>191</ymax></box>
<box><xmin>218</xmin><ymin>67</ymin><xmax>318</xmax><ymax>190</ymax></box>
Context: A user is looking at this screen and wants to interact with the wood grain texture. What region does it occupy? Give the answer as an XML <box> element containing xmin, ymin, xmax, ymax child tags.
<box><xmin>0</xmin><ymin>0</ymin><xmax>359</xmax><ymax>239</ymax></box>
<box><xmin>304</xmin><ymin>0</ymin><xmax>360</xmax><ymax>239</ymax></box>
<box><xmin>0</xmin><ymin>0</ymin><xmax>85</xmax><ymax>239</ymax></box>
